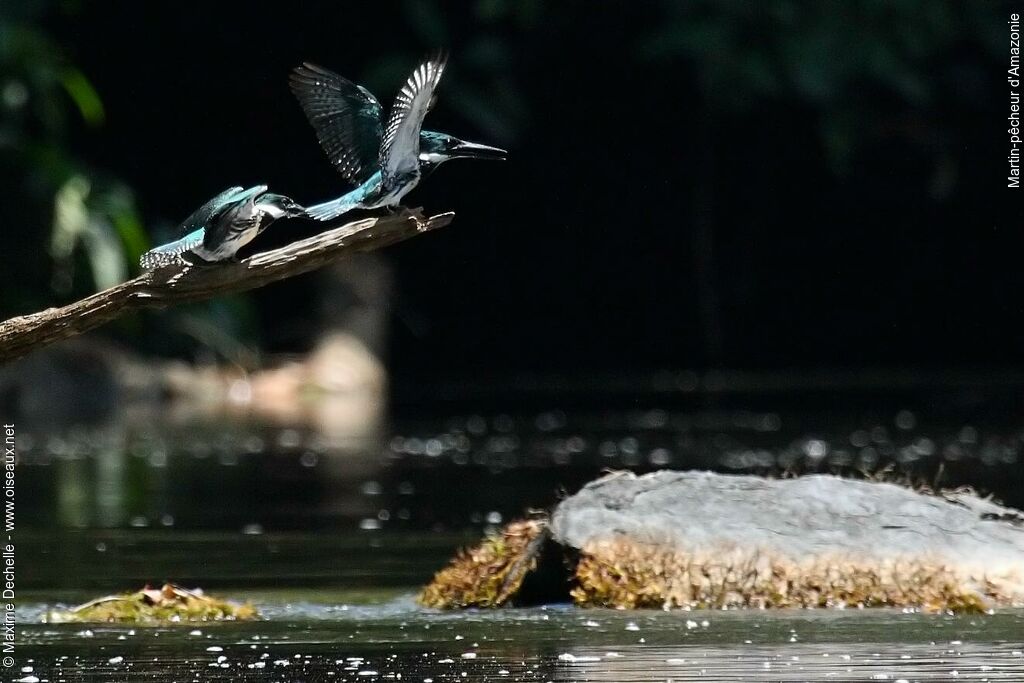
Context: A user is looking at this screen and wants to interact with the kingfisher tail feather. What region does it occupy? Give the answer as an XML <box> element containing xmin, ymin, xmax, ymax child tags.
<box><xmin>305</xmin><ymin>195</ymin><xmax>364</xmax><ymax>222</ymax></box>
<box><xmin>140</xmin><ymin>229</ymin><xmax>205</xmax><ymax>269</ymax></box>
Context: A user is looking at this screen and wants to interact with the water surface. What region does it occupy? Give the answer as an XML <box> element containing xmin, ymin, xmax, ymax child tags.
<box><xmin>20</xmin><ymin>596</ymin><xmax>1024</xmax><ymax>682</ymax></box>
<box><xmin>15</xmin><ymin>385</ymin><xmax>1024</xmax><ymax>680</ymax></box>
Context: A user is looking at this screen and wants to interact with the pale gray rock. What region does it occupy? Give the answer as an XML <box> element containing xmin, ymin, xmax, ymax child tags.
<box><xmin>551</xmin><ymin>470</ymin><xmax>1024</xmax><ymax>588</ymax></box>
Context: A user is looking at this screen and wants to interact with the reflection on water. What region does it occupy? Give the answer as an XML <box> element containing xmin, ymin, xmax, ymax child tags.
<box><xmin>17</xmin><ymin>386</ymin><xmax>1024</xmax><ymax>533</ymax></box>
<box><xmin>551</xmin><ymin>643</ymin><xmax>1024</xmax><ymax>681</ymax></box>
<box><xmin>18</xmin><ymin>604</ymin><xmax>1024</xmax><ymax>681</ymax></box>
<box><xmin>18</xmin><ymin>530</ymin><xmax>469</xmax><ymax>593</ymax></box>
<box><xmin>15</xmin><ymin>384</ymin><xmax>1024</xmax><ymax>681</ymax></box>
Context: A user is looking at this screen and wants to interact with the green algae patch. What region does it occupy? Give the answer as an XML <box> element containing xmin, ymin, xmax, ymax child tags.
<box><xmin>46</xmin><ymin>583</ymin><xmax>259</xmax><ymax>624</ymax></box>
<box><xmin>418</xmin><ymin>518</ymin><xmax>549</xmax><ymax>609</ymax></box>
<box><xmin>570</xmin><ymin>539</ymin><xmax>997</xmax><ymax>613</ymax></box>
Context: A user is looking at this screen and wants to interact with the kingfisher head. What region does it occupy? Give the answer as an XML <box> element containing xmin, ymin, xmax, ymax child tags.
<box><xmin>256</xmin><ymin>192</ymin><xmax>306</xmax><ymax>220</ymax></box>
<box><xmin>419</xmin><ymin>131</ymin><xmax>507</xmax><ymax>171</ymax></box>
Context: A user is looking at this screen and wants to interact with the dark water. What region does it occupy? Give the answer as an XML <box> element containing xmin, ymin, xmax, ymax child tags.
<box><xmin>18</xmin><ymin>602</ymin><xmax>1024</xmax><ymax>681</ymax></box>
<box><xmin>14</xmin><ymin>382</ymin><xmax>1024</xmax><ymax>680</ymax></box>
<box><xmin>17</xmin><ymin>384</ymin><xmax>1024</xmax><ymax>535</ymax></box>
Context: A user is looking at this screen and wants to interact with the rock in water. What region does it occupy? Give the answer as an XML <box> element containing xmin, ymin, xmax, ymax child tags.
<box><xmin>552</xmin><ymin>471</ymin><xmax>1024</xmax><ymax>611</ymax></box>
<box><xmin>421</xmin><ymin>470</ymin><xmax>1024</xmax><ymax>611</ymax></box>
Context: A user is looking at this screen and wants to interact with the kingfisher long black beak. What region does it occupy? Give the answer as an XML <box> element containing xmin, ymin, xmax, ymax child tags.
<box><xmin>451</xmin><ymin>139</ymin><xmax>507</xmax><ymax>161</ymax></box>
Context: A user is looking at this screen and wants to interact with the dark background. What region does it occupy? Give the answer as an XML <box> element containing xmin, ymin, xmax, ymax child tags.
<box><xmin>3</xmin><ymin>0</ymin><xmax>1021</xmax><ymax>394</ymax></box>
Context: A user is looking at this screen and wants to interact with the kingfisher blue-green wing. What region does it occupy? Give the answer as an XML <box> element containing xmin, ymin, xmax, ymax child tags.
<box><xmin>290</xmin><ymin>62</ymin><xmax>384</xmax><ymax>185</ymax></box>
<box><xmin>176</xmin><ymin>185</ymin><xmax>245</xmax><ymax>237</ymax></box>
<box><xmin>201</xmin><ymin>185</ymin><xmax>265</xmax><ymax>251</ymax></box>
<box><xmin>379</xmin><ymin>51</ymin><xmax>447</xmax><ymax>179</ymax></box>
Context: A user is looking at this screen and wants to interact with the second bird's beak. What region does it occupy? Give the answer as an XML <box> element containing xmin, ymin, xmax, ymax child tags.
<box><xmin>451</xmin><ymin>140</ymin><xmax>507</xmax><ymax>161</ymax></box>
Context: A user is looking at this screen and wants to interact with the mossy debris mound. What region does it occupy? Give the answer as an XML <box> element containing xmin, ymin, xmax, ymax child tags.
<box><xmin>418</xmin><ymin>518</ymin><xmax>549</xmax><ymax>608</ymax></box>
<box><xmin>571</xmin><ymin>539</ymin><xmax>997</xmax><ymax>613</ymax></box>
<box><xmin>421</xmin><ymin>471</ymin><xmax>1024</xmax><ymax>612</ymax></box>
<box><xmin>47</xmin><ymin>583</ymin><xmax>258</xmax><ymax>624</ymax></box>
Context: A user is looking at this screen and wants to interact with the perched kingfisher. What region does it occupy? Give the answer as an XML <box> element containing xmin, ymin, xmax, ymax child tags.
<box><xmin>289</xmin><ymin>53</ymin><xmax>506</xmax><ymax>222</ymax></box>
<box><xmin>140</xmin><ymin>185</ymin><xmax>305</xmax><ymax>269</ymax></box>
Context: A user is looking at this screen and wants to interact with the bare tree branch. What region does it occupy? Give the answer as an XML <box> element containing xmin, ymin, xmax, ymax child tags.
<box><xmin>0</xmin><ymin>209</ymin><xmax>454</xmax><ymax>364</ymax></box>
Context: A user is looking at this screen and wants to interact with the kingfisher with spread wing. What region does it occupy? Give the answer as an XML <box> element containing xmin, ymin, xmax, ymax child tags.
<box><xmin>290</xmin><ymin>52</ymin><xmax>506</xmax><ymax>222</ymax></box>
<box><xmin>140</xmin><ymin>185</ymin><xmax>305</xmax><ymax>269</ymax></box>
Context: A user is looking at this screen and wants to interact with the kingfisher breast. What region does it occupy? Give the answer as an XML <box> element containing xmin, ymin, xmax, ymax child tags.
<box><xmin>376</xmin><ymin>168</ymin><xmax>421</xmax><ymax>207</ymax></box>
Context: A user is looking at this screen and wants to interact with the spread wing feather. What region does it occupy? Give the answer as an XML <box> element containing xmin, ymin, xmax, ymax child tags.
<box><xmin>290</xmin><ymin>62</ymin><xmax>384</xmax><ymax>186</ymax></box>
<box><xmin>176</xmin><ymin>186</ymin><xmax>244</xmax><ymax>237</ymax></box>
<box><xmin>379</xmin><ymin>51</ymin><xmax>447</xmax><ymax>179</ymax></box>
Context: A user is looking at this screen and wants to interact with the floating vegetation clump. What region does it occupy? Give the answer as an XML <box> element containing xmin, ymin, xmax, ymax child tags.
<box><xmin>47</xmin><ymin>584</ymin><xmax>258</xmax><ymax>624</ymax></box>
<box><xmin>419</xmin><ymin>518</ymin><xmax>549</xmax><ymax>609</ymax></box>
<box><xmin>571</xmin><ymin>539</ymin><xmax>999</xmax><ymax>613</ymax></box>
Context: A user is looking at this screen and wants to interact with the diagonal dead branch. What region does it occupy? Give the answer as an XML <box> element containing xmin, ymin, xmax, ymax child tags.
<box><xmin>0</xmin><ymin>208</ymin><xmax>453</xmax><ymax>363</ymax></box>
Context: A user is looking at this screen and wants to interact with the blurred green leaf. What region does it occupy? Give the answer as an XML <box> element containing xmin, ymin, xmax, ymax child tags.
<box><xmin>1</xmin><ymin>1</ymin><xmax>147</xmax><ymax>315</ymax></box>
<box><xmin>81</xmin><ymin>217</ymin><xmax>127</xmax><ymax>291</ymax></box>
<box><xmin>50</xmin><ymin>174</ymin><xmax>91</xmax><ymax>260</ymax></box>
<box><xmin>50</xmin><ymin>174</ymin><xmax>133</xmax><ymax>291</ymax></box>
<box><xmin>112</xmin><ymin>209</ymin><xmax>148</xmax><ymax>264</ymax></box>
<box><xmin>60</xmin><ymin>67</ymin><xmax>104</xmax><ymax>126</ymax></box>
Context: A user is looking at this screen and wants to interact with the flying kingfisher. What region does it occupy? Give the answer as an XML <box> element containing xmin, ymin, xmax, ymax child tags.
<box><xmin>140</xmin><ymin>185</ymin><xmax>305</xmax><ymax>269</ymax></box>
<box><xmin>289</xmin><ymin>53</ymin><xmax>506</xmax><ymax>222</ymax></box>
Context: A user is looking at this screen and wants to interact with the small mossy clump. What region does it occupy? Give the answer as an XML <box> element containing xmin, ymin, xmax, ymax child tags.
<box><xmin>419</xmin><ymin>518</ymin><xmax>549</xmax><ymax>609</ymax></box>
<box><xmin>571</xmin><ymin>539</ymin><xmax>999</xmax><ymax>613</ymax></box>
<box><xmin>47</xmin><ymin>584</ymin><xmax>259</xmax><ymax>624</ymax></box>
